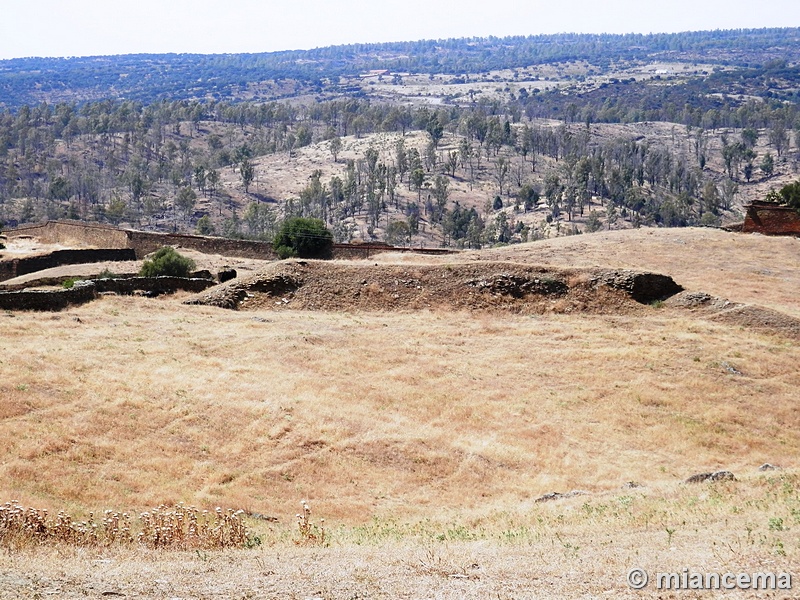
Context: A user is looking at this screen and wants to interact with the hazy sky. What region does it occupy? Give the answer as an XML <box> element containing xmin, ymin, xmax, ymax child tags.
<box><xmin>1</xmin><ymin>0</ymin><xmax>798</xmax><ymax>60</ymax></box>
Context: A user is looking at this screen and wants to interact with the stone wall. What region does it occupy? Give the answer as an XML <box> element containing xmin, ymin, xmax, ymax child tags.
<box><xmin>330</xmin><ymin>243</ymin><xmax>457</xmax><ymax>260</ymax></box>
<box><xmin>0</xmin><ymin>261</ymin><xmax>15</xmax><ymax>282</ymax></box>
<box><xmin>0</xmin><ymin>249</ymin><xmax>136</xmax><ymax>282</ymax></box>
<box><xmin>0</xmin><ymin>277</ymin><xmax>215</xmax><ymax>311</ymax></box>
<box><xmin>742</xmin><ymin>202</ymin><xmax>800</xmax><ymax>236</ymax></box>
<box><xmin>125</xmin><ymin>230</ymin><xmax>277</xmax><ymax>260</ymax></box>
<box><xmin>93</xmin><ymin>276</ymin><xmax>216</xmax><ymax>295</ymax></box>
<box><xmin>0</xmin><ymin>280</ymin><xmax>97</xmax><ymax>311</ymax></box>
<box><xmin>5</xmin><ymin>220</ymin><xmax>129</xmax><ymax>247</ymax></box>
<box><xmin>5</xmin><ymin>220</ymin><xmax>459</xmax><ymax>263</ymax></box>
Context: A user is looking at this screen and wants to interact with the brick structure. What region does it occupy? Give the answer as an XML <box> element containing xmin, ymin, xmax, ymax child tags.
<box><xmin>742</xmin><ymin>201</ymin><xmax>800</xmax><ymax>236</ymax></box>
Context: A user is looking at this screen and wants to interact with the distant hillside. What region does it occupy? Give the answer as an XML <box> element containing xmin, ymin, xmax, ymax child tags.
<box><xmin>1</xmin><ymin>28</ymin><xmax>799</xmax><ymax>107</ymax></box>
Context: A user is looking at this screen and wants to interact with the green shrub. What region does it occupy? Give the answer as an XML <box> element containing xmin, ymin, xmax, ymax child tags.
<box><xmin>62</xmin><ymin>277</ymin><xmax>80</xmax><ymax>289</ymax></box>
<box><xmin>139</xmin><ymin>247</ymin><xmax>196</xmax><ymax>278</ymax></box>
<box><xmin>196</xmin><ymin>215</ymin><xmax>215</xmax><ymax>236</ymax></box>
<box><xmin>273</xmin><ymin>217</ymin><xmax>333</xmax><ymax>259</ymax></box>
<box><xmin>96</xmin><ymin>268</ymin><xmax>118</xmax><ymax>279</ymax></box>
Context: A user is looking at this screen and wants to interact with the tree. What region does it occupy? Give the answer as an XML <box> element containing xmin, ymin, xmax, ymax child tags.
<box><xmin>240</xmin><ymin>159</ymin><xmax>255</xmax><ymax>193</ymax></box>
<box><xmin>243</xmin><ymin>201</ymin><xmax>277</xmax><ymax>240</ymax></box>
<box><xmin>48</xmin><ymin>176</ymin><xmax>71</xmax><ymax>202</ymax></box>
<box><xmin>494</xmin><ymin>157</ymin><xmax>509</xmax><ymax>196</ymax></box>
<box><xmin>518</xmin><ymin>184</ymin><xmax>539</xmax><ymax>212</ymax></box>
<box><xmin>394</xmin><ymin>138</ymin><xmax>408</xmax><ymax>182</ymax></box>
<box><xmin>106</xmin><ymin>195</ymin><xmax>127</xmax><ymax>225</ymax></box>
<box><xmin>329</xmin><ymin>136</ymin><xmax>342</xmax><ymax>162</ymax></box>
<box><xmin>741</xmin><ymin>128</ymin><xmax>759</xmax><ymax>149</ymax></box>
<box><xmin>175</xmin><ymin>186</ymin><xmax>197</xmax><ymax>222</ymax></box>
<box><xmin>384</xmin><ymin>220</ymin><xmax>411</xmax><ymax>246</ymax></box>
<box><xmin>273</xmin><ymin>217</ymin><xmax>333</xmax><ymax>259</ymax></box>
<box><xmin>139</xmin><ymin>247</ymin><xmax>196</xmax><ymax>277</ymax></box>
<box><xmin>196</xmin><ymin>214</ymin><xmax>214</xmax><ymax>235</ymax></box>
<box><xmin>768</xmin><ymin>121</ymin><xmax>789</xmax><ymax>157</ymax></box>
<box><xmin>425</xmin><ymin>115</ymin><xmax>444</xmax><ymax>148</ymax></box>
<box><xmin>584</xmin><ymin>211</ymin><xmax>602</xmax><ymax>233</ymax></box>
<box><xmin>760</xmin><ymin>152</ymin><xmax>774</xmax><ymax>178</ymax></box>
<box><xmin>194</xmin><ymin>165</ymin><xmax>207</xmax><ymax>195</ymax></box>
<box><xmin>411</xmin><ymin>168</ymin><xmax>425</xmax><ymax>201</ymax></box>
<box><xmin>743</xmin><ymin>162</ymin><xmax>754</xmax><ymax>183</ymax></box>
<box><xmin>775</xmin><ymin>179</ymin><xmax>800</xmax><ymax>210</ymax></box>
<box><xmin>432</xmin><ymin>175</ymin><xmax>449</xmax><ymax>223</ymax></box>
<box><xmin>445</xmin><ymin>151</ymin><xmax>458</xmax><ymax>177</ymax></box>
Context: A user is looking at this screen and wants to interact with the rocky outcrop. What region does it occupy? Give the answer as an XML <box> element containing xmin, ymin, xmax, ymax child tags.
<box><xmin>591</xmin><ymin>270</ymin><xmax>683</xmax><ymax>303</ymax></box>
<box><xmin>685</xmin><ymin>471</ymin><xmax>735</xmax><ymax>484</ymax></box>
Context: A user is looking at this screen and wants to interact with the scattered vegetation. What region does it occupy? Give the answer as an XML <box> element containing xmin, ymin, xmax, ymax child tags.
<box><xmin>139</xmin><ymin>247</ymin><xmax>196</xmax><ymax>277</ymax></box>
<box><xmin>295</xmin><ymin>500</ymin><xmax>326</xmax><ymax>546</ymax></box>
<box><xmin>767</xmin><ymin>178</ymin><xmax>800</xmax><ymax>212</ymax></box>
<box><xmin>1</xmin><ymin>29</ymin><xmax>799</xmax><ymax>107</ymax></box>
<box><xmin>0</xmin><ymin>502</ymin><xmax>249</xmax><ymax>550</ymax></box>
<box><xmin>1</xmin><ymin>29</ymin><xmax>799</xmax><ymax>247</ymax></box>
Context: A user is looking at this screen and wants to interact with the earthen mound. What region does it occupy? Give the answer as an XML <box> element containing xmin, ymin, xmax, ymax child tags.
<box><xmin>185</xmin><ymin>260</ymin><xmax>682</xmax><ymax>314</ymax></box>
<box><xmin>666</xmin><ymin>290</ymin><xmax>800</xmax><ymax>339</ymax></box>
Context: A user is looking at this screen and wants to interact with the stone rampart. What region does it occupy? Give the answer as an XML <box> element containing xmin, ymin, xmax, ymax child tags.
<box><xmin>0</xmin><ymin>280</ymin><xmax>97</xmax><ymax>311</ymax></box>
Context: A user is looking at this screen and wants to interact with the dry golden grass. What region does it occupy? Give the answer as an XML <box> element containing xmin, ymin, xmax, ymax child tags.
<box><xmin>1</xmin><ymin>292</ymin><xmax>798</xmax><ymax>520</ymax></box>
<box><xmin>1</xmin><ymin>227</ymin><xmax>799</xmax><ymax>596</ymax></box>
<box><xmin>1</xmin><ymin>475</ymin><xmax>799</xmax><ymax>597</ymax></box>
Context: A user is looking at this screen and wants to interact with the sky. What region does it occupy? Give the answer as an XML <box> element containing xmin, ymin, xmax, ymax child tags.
<box><xmin>0</xmin><ymin>0</ymin><xmax>799</xmax><ymax>60</ymax></box>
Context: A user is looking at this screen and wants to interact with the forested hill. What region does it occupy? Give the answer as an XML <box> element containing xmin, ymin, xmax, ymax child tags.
<box><xmin>1</xmin><ymin>28</ymin><xmax>799</xmax><ymax>108</ymax></box>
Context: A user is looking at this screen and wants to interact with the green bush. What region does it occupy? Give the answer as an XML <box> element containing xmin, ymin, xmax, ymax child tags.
<box><xmin>273</xmin><ymin>217</ymin><xmax>333</xmax><ymax>259</ymax></box>
<box><xmin>139</xmin><ymin>247</ymin><xmax>196</xmax><ymax>278</ymax></box>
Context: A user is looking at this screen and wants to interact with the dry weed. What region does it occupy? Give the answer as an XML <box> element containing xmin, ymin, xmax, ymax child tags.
<box><xmin>0</xmin><ymin>501</ymin><xmax>248</xmax><ymax>550</ymax></box>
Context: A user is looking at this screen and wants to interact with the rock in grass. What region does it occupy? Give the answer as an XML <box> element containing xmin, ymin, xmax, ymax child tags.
<box><xmin>685</xmin><ymin>470</ymin><xmax>735</xmax><ymax>484</ymax></box>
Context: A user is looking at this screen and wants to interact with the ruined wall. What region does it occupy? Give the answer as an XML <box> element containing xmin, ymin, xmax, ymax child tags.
<box><xmin>0</xmin><ymin>261</ymin><xmax>15</xmax><ymax>282</ymax></box>
<box><xmin>330</xmin><ymin>244</ymin><xmax>456</xmax><ymax>260</ymax></box>
<box><xmin>0</xmin><ymin>249</ymin><xmax>136</xmax><ymax>283</ymax></box>
<box><xmin>0</xmin><ymin>281</ymin><xmax>97</xmax><ymax>311</ymax></box>
<box><xmin>125</xmin><ymin>231</ymin><xmax>277</xmax><ymax>260</ymax></box>
<box><xmin>742</xmin><ymin>202</ymin><xmax>800</xmax><ymax>236</ymax></box>
<box><xmin>0</xmin><ymin>277</ymin><xmax>215</xmax><ymax>311</ymax></box>
<box><xmin>5</xmin><ymin>221</ymin><xmax>458</xmax><ymax>263</ymax></box>
<box><xmin>93</xmin><ymin>276</ymin><xmax>216</xmax><ymax>295</ymax></box>
<box><xmin>5</xmin><ymin>220</ymin><xmax>129</xmax><ymax>247</ymax></box>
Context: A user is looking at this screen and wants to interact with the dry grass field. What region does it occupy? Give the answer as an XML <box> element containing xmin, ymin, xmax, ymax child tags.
<box><xmin>1</xmin><ymin>227</ymin><xmax>799</xmax><ymax>597</ymax></box>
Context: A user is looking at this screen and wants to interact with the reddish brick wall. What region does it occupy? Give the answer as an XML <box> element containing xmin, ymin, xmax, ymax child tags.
<box><xmin>742</xmin><ymin>202</ymin><xmax>800</xmax><ymax>236</ymax></box>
